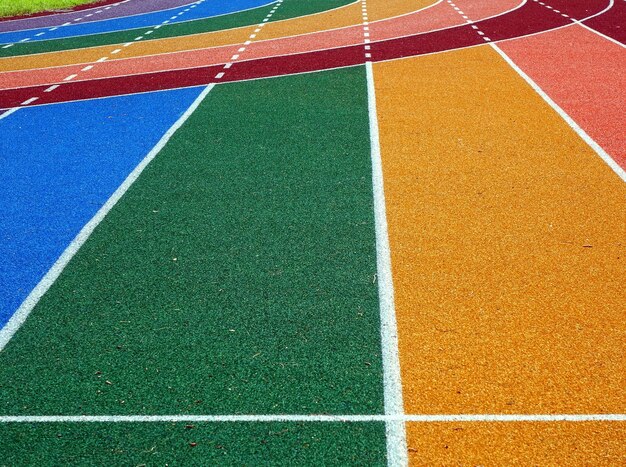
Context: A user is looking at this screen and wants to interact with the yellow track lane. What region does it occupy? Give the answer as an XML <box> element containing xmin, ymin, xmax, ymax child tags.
<box><xmin>406</xmin><ymin>422</ymin><xmax>626</xmax><ymax>464</ymax></box>
<box><xmin>374</xmin><ymin>46</ymin><xmax>625</xmax><ymax>415</ymax></box>
<box><xmin>0</xmin><ymin>0</ymin><xmax>437</xmax><ymax>72</ymax></box>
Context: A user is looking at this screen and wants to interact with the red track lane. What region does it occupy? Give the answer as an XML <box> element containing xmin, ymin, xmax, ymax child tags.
<box><xmin>0</xmin><ymin>0</ymin><xmax>122</xmax><ymax>23</ymax></box>
<box><xmin>0</xmin><ymin>0</ymin><xmax>610</xmax><ymax>110</ymax></box>
<box><xmin>500</xmin><ymin>24</ymin><xmax>626</xmax><ymax>168</ymax></box>
<box><xmin>584</xmin><ymin>0</ymin><xmax>626</xmax><ymax>44</ymax></box>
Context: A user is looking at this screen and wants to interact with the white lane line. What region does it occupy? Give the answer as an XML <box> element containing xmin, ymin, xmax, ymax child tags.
<box><xmin>0</xmin><ymin>108</ymin><xmax>20</xmax><ymax>120</ymax></box>
<box><xmin>0</xmin><ymin>84</ymin><xmax>217</xmax><ymax>353</ymax></box>
<box><xmin>532</xmin><ymin>0</ymin><xmax>623</xmax><ymax>48</ymax></box>
<box><xmin>81</xmin><ymin>65</ymin><xmax>94</xmax><ymax>71</ymax></box>
<box><xmin>20</xmin><ymin>97</ymin><xmax>39</xmax><ymax>105</ymax></box>
<box><xmin>210</xmin><ymin>0</ymin><xmax>285</xmax><ymax>82</ymax></box>
<box><xmin>366</xmin><ymin>61</ymin><xmax>408</xmax><ymax>467</ymax></box>
<box><xmin>44</xmin><ymin>84</ymin><xmax>60</xmax><ymax>92</ymax></box>
<box><xmin>1</xmin><ymin>44</ymin><xmax>13</xmax><ymax>49</ymax></box>
<box><xmin>491</xmin><ymin>43</ymin><xmax>626</xmax><ymax>182</ymax></box>
<box><xmin>63</xmin><ymin>74</ymin><xmax>78</xmax><ymax>81</ymax></box>
<box><xmin>111</xmin><ymin>49</ymin><xmax>122</xmax><ymax>54</ymax></box>
<box><xmin>1</xmin><ymin>414</ymin><xmax>622</xmax><ymax>423</ymax></box>
<box><xmin>449</xmin><ymin>1</ymin><xmax>491</xmax><ymax>44</ymax></box>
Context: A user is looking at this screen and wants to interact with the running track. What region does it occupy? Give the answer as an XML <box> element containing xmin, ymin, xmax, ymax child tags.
<box><xmin>0</xmin><ymin>0</ymin><xmax>624</xmax><ymax>464</ymax></box>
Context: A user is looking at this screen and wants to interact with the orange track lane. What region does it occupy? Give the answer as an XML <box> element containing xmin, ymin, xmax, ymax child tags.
<box><xmin>406</xmin><ymin>422</ymin><xmax>626</xmax><ymax>464</ymax></box>
<box><xmin>499</xmin><ymin>24</ymin><xmax>626</xmax><ymax>169</ymax></box>
<box><xmin>0</xmin><ymin>0</ymin><xmax>436</xmax><ymax>73</ymax></box>
<box><xmin>0</xmin><ymin>0</ymin><xmax>522</xmax><ymax>90</ymax></box>
<box><xmin>374</xmin><ymin>47</ymin><xmax>626</xmax><ymax>416</ymax></box>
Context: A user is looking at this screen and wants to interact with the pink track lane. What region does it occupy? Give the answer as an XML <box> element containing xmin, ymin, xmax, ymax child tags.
<box><xmin>499</xmin><ymin>24</ymin><xmax>626</xmax><ymax>169</ymax></box>
<box><xmin>0</xmin><ymin>0</ymin><xmax>522</xmax><ymax>91</ymax></box>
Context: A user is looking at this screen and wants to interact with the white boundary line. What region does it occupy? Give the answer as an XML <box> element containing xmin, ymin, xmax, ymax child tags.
<box><xmin>491</xmin><ymin>43</ymin><xmax>626</xmax><ymax>183</ymax></box>
<box><xmin>0</xmin><ymin>83</ymin><xmax>215</xmax><ymax>352</ymax></box>
<box><xmin>577</xmin><ymin>19</ymin><xmax>625</xmax><ymax>48</ymax></box>
<box><xmin>0</xmin><ymin>414</ymin><xmax>624</xmax><ymax>423</ymax></box>
<box><xmin>366</xmin><ymin>61</ymin><xmax>408</xmax><ymax>467</ymax></box>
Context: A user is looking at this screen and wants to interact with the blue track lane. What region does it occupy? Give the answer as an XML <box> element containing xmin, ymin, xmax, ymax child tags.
<box><xmin>0</xmin><ymin>0</ymin><xmax>274</xmax><ymax>44</ymax></box>
<box><xmin>0</xmin><ymin>86</ymin><xmax>206</xmax><ymax>327</ymax></box>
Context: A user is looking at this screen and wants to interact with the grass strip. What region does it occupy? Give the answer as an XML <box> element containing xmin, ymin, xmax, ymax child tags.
<box><xmin>0</xmin><ymin>0</ymin><xmax>98</xmax><ymax>18</ymax></box>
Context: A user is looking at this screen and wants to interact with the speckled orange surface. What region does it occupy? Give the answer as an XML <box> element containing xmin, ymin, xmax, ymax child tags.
<box><xmin>374</xmin><ymin>46</ymin><xmax>626</xmax><ymax>415</ymax></box>
<box><xmin>406</xmin><ymin>422</ymin><xmax>626</xmax><ymax>465</ymax></box>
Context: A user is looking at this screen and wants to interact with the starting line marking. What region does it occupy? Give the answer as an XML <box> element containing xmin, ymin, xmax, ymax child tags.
<box><xmin>0</xmin><ymin>414</ymin><xmax>624</xmax><ymax>423</ymax></box>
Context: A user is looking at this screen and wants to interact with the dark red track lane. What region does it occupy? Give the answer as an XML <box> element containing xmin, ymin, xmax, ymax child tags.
<box><xmin>0</xmin><ymin>0</ymin><xmax>610</xmax><ymax>110</ymax></box>
<box><xmin>584</xmin><ymin>0</ymin><xmax>626</xmax><ymax>44</ymax></box>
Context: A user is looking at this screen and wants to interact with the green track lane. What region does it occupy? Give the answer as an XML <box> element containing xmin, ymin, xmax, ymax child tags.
<box><xmin>0</xmin><ymin>67</ymin><xmax>388</xmax><ymax>462</ymax></box>
<box><xmin>0</xmin><ymin>0</ymin><xmax>354</xmax><ymax>57</ymax></box>
<box><xmin>0</xmin><ymin>422</ymin><xmax>386</xmax><ymax>464</ymax></box>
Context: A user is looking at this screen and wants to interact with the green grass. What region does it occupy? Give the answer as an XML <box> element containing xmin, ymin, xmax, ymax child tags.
<box><xmin>0</xmin><ymin>0</ymin><xmax>100</xmax><ymax>18</ymax></box>
<box><xmin>0</xmin><ymin>66</ymin><xmax>387</xmax><ymax>462</ymax></box>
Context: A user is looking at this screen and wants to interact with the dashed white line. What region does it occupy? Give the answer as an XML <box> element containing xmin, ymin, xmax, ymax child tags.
<box><xmin>44</xmin><ymin>84</ymin><xmax>60</xmax><ymax>92</ymax></box>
